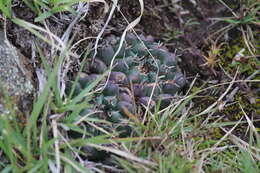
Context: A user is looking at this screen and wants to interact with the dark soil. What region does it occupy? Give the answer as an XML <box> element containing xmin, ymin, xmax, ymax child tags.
<box><xmin>5</xmin><ymin>0</ymin><xmax>230</xmax><ymax>76</ymax></box>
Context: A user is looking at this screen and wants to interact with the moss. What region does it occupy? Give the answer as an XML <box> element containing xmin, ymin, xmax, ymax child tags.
<box><xmin>214</xmin><ymin>128</ymin><xmax>222</xmax><ymax>139</ymax></box>
<box><xmin>220</xmin><ymin>90</ymin><xmax>260</xmax><ymax>140</ymax></box>
<box><xmin>224</xmin><ymin>91</ymin><xmax>259</xmax><ymax>116</ymax></box>
<box><xmin>220</xmin><ymin>35</ymin><xmax>260</xmax><ymax>78</ymax></box>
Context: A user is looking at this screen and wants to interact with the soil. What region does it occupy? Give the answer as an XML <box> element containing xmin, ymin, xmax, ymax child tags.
<box><xmin>5</xmin><ymin>1</ymin><xmax>227</xmax><ymax>76</ymax></box>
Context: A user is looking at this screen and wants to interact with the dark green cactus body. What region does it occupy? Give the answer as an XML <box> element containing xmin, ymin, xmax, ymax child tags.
<box><xmin>109</xmin><ymin>72</ymin><xmax>128</xmax><ymax>85</ymax></box>
<box><xmin>65</xmin><ymin>81</ymin><xmax>82</xmax><ymax>97</ymax></box>
<box><xmin>108</xmin><ymin>111</ymin><xmax>124</xmax><ymax>123</ymax></box>
<box><xmin>139</xmin><ymin>97</ymin><xmax>155</xmax><ymax>107</ymax></box>
<box><xmin>127</xmin><ymin>68</ymin><xmax>142</xmax><ymax>83</ymax></box>
<box><xmin>66</xmin><ymin>33</ymin><xmax>186</xmax><ymax>161</ymax></box>
<box><xmin>113</xmin><ymin>58</ymin><xmax>136</xmax><ymax>72</ymax></box>
<box><xmin>142</xmin><ymin>83</ymin><xmax>161</xmax><ymax>97</ymax></box>
<box><xmin>118</xmin><ymin>92</ymin><xmax>134</xmax><ymax>103</ymax></box>
<box><xmin>97</xmin><ymin>45</ymin><xmax>115</xmax><ymax>65</ymax></box>
<box><xmin>116</xmin><ymin>125</ymin><xmax>132</xmax><ymax>138</ymax></box>
<box><xmin>79</xmin><ymin>32</ymin><xmax>186</xmax><ymax>122</ymax></box>
<box><xmin>133</xmin><ymin>84</ymin><xmax>145</xmax><ymax>97</ymax></box>
<box><xmin>117</xmin><ymin>101</ymin><xmax>135</xmax><ymax>114</ymax></box>
<box><xmin>84</xmin><ymin>146</ymin><xmax>110</xmax><ymax>161</ymax></box>
<box><xmin>156</xmin><ymin>94</ymin><xmax>173</xmax><ymax>109</ymax></box>
<box><xmin>112</xmin><ymin>43</ymin><xmax>127</xmax><ymax>58</ymax></box>
<box><xmin>103</xmin><ymin>81</ymin><xmax>119</xmax><ymax>96</ymax></box>
<box><xmin>79</xmin><ymin>108</ymin><xmax>94</xmax><ymax>116</ymax></box>
<box><xmin>78</xmin><ymin>73</ymin><xmax>100</xmax><ymax>88</ymax></box>
<box><xmin>103</xmin><ymin>96</ymin><xmax>118</xmax><ymax>110</ymax></box>
<box><xmin>88</xmin><ymin>59</ymin><xmax>107</xmax><ymax>74</ymax></box>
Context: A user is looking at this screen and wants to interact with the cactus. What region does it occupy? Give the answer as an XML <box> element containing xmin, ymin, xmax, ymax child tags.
<box><xmin>66</xmin><ymin>33</ymin><xmax>186</xmax><ymax>160</ymax></box>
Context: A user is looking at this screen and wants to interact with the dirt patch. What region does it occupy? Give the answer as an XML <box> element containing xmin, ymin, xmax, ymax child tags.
<box><xmin>6</xmin><ymin>1</ymin><xmax>228</xmax><ymax>76</ymax></box>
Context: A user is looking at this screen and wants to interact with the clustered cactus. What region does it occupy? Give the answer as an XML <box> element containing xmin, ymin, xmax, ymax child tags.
<box><xmin>66</xmin><ymin>33</ymin><xmax>186</xmax><ymax>160</ymax></box>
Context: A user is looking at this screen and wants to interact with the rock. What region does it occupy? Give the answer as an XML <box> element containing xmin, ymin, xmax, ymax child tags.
<box><xmin>0</xmin><ymin>28</ymin><xmax>34</xmax><ymax>114</ymax></box>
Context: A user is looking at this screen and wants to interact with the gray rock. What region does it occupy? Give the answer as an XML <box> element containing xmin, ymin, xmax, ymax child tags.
<box><xmin>0</xmin><ymin>29</ymin><xmax>34</xmax><ymax>114</ymax></box>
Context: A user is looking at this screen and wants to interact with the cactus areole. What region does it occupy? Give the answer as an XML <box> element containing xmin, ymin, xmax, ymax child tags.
<box><xmin>66</xmin><ymin>33</ymin><xmax>186</xmax><ymax>160</ymax></box>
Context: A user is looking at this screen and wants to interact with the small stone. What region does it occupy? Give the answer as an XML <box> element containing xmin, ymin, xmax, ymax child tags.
<box><xmin>0</xmin><ymin>29</ymin><xmax>34</xmax><ymax>114</ymax></box>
